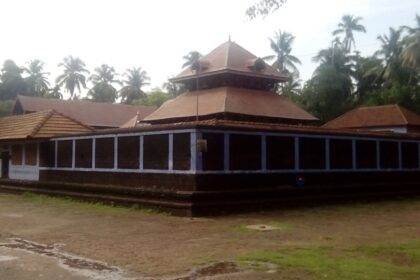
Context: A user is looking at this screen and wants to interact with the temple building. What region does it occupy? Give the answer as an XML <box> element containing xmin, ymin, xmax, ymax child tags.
<box><xmin>1</xmin><ymin>41</ymin><xmax>420</xmax><ymax>216</ymax></box>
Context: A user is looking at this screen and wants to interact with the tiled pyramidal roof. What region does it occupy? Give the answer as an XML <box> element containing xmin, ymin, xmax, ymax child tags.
<box><xmin>145</xmin><ymin>41</ymin><xmax>317</xmax><ymax>124</ymax></box>
<box><xmin>323</xmin><ymin>104</ymin><xmax>420</xmax><ymax>129</ymax></box>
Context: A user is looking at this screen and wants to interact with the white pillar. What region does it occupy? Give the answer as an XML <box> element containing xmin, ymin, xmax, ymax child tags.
<box><xmin>294</xmin><ymin>136</ymin><xmax>299</xmax><ymax>170</ymax></box>
<box><xmin>140</xmin><ymin>135</ymin><xmax>144</xmax><ymax>171</ymax></box>
<box><xmin>224</xmin><ymin>133</ymin><xmax>230</xmax><ymax>172</ymax></box>
<box><xmin>92</xmin><ymin>138</ymin><xmax>96</xmax><ymax>169</ymax></box>
<box><xmin>190</xmin><ymin>132</ymin><xmax>197</xmax><ymax>172</ymax></box>
<box><xmin>72</xmin><ymin>140</ymin><xmax>76</xmax><ymax>168</ymax></box>
<box><xmin>168</xmin><ymin>133</ymin><xmax>173</xmax><ymax>171</ymax></box>
<box><xmin>114</xmin><ymin>136</ymin><xmax>118</xmax><ymax>169</ymax></box>
<box><xmin>22</xmin><ymin>143</ymin><xmax>26</xmax><ymax>166</ymax></box>
<box><xmin>261</xmin><ymin>135</ymin><xmax>267</xmax><ymax>171</ymax></box>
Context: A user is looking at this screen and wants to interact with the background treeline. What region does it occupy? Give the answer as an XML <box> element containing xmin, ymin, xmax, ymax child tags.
<box><xmin>0</xmin><ymin>13</ymin><xmax>419</xmax><ymax>123</ymax></box>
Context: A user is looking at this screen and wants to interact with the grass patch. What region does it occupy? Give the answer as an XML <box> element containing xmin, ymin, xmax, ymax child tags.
<box><xmin>240</xmin><ymin>241</ymin><xmax>420</xmax><ymax>280</ymax></box>
<box><xmin>20</xmin><ymin>192</ymin><xmax>167</xmax><ymax>215</ymax></box>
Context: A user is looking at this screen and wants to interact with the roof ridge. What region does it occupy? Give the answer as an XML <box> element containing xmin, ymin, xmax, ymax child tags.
<box><xmin>394</xmin><ymin>104</ymin><xmax>409</xmax><ymax>125</ymax></box>
<box><xmin>323</xmin><ymin>106</ymin><xmax>360</xmax><ymax>127</ymax></box>
<box><xmin>29</xmin><ymin>110</ymin><xmax>55</xmax><ymax>137</ymax></box>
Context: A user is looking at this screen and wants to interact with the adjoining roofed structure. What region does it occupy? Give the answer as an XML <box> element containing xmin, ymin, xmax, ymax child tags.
<box><xmin>13</xmin><ymin>95</ymin><xmax>157</xmax><ymax>129</ymax></box>
<box><xmin>0</xmin><ymin>110</ymin><xmax>93</xmax><ymax>141</ymax></box>
<box><xmin>323</xmin><ymin>104</ymin><xmax>420</xmax><ymax>134</ymax></box>
<box><xmin>143</xmin><ymin>87</ymin><xmax>317</xmax><ymax>124</ymax></box>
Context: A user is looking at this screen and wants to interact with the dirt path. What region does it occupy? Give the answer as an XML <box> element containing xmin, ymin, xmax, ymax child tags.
<box><xmin>1</xmin><ymin>193</ymin><xmax>420</xmax><ymax>279</ymax></box>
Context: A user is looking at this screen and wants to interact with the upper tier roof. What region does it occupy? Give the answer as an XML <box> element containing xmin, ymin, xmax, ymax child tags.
<box><xmin>13</xmin><ymin>95</ymin><xmax>157</xmax><ymax>128</ymax></box>
<box><xmin>170</xmin><ymin>41</ymin><xmax>288</xmax><ymax>84</ymax></box>
<box><xmin>143</xmin><ymin>87</ymin><xmax>317</xmax><ymax>124</ymax></box>
<box><xmin>323</xmin><ymin>104</ymin><xmax>420</xmax><ymax>129</ymax></box>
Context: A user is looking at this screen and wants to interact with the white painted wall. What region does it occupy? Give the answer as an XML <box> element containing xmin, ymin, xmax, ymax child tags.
<box><xmin>9</xmin><ymin>165</ymin><xmax>39</xmax><ymax>181</ymax></box>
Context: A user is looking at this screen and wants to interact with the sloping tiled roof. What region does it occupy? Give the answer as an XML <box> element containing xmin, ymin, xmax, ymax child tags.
<box><xmin>323</xmin><ymin>104</ymin><xmax>420</xmax><ymax>129</ymax></box>
<box><xmin>14</xmin><ymin>95</ymin><xmax>157</xmax><ymax>128</ymax></box>
<box><xmin>0</xmin><ymin>110</ymin><xmax>93</xmax><ymax>141</ymax></box>
<box><xmin>143</xmin><ymin>87</ymin><xmax>317</xmax><ymax>123</ymax></box>
<box><xmin>170</xmin><ymin>41</ymin><xmax>288</xmax><ymax>83</ymax></box>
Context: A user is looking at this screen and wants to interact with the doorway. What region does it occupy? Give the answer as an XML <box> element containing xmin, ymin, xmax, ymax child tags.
<box><xmin>1</xmin><ymin>151</ymin><xmax>10</xmax><ymax>179</ymax></box>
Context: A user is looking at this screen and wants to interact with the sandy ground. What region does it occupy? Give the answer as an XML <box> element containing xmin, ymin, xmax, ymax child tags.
<box><xmin>1</xmin><ymin>193</ymin><xmax>420</xmax><ymax>279</ymax></box>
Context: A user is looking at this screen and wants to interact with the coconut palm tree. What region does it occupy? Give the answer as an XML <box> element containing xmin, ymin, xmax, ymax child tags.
<box><xmin>55</xmin><ymin>56</ymin><xmax>89</xmax><ymax>99</ymax></box>
<box><xmin>182</xmin><ymin>51</ymin><xmax>202</xmax><ymax>69</ymax></box>
<box><xmin>45</xmin><ymin>85</ymin><xmax>63</xmax><ymax>99</ymax></box>
<box><xmin>333</xmin><ymin>15</ymin><xmax>366</xmax><ymax>53</ymax></box>
<box><xmin>119</xmin><ymin>67</ymin><xmax>150</xmax><ymax>104</ymax></box>
<box><xmin>264</xmin><ymin>30</ymin><xmax>301</xmax><ymax>75</ymax></box>
<box><xmin>23</xmin><ymin>60</ymin><xmax>50</xmax><ymax>97</ymax></box>
<box><xmin>375</xmin><ymin>28</ymin><xmax>404</xmax><ymax>82</ymax></box>
<box><xmin>88</xmin><ymin>64</ymin><xmax>120</xmax><ymax>103</ymax></box>
<box><xmin>401</xmin><ymin>14</ymin><xmax>420</xmax><ymax>83</ymax></box>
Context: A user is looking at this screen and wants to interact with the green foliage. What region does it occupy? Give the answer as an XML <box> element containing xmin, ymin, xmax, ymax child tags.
<box><xmin>182</xmin><ymin>51</ymin><xmax>202</xmax><ymax>69</ymax></box>
<box><xmin>241</xmin><ymin>241</ymin><xmax>420</xmax><ymax>280</ymax></box>
<box><xmin>119</xmin><ymin>67</ymin><xmax>149</xmax><ymax>104</ymax></box>
<box><xmin>0</xmin><ymin>100</ymin><xmax>14</xmax><ymax>117</ymax></box>
<box><xmin>246</xmin><ymin>0</ymin><xmax>287</xmax><ymax>20</ymax></box>
<box><xmin>299</xmin><ymin>64</ymin><xmax>353</xmax><ymax>122</ymax></box>
<box><xmin>56</xmin><ymin>55</ymin><xmax>89</xmax><ymax>99</ymax></box>
<box><xmin>0</xmin><ymin>60</ymin><xmax>27</xmax><ymax>100</ymax></box>
<box><xmin>134</xmin><ymin>87</ymin><xmax>171</xmax><ymax>107</ymax></box>
<box><xmin>23</xmin><ymin>60</ymin><xmax>50</xmax><ymax>97</ymax></box>
<box><xmin>88</xmin><ymin>64</ymin><xmax>120</xmax><ymax>103</ymax></box>
<box><xmin>332</xmin><ymin>15</ymin><xmax>366</xmax><ymax>52</ymax></box>
<box><xmin>264</xmin><ymin>30</ymin><xmax>301</xmax><ymax>75</ymax></box>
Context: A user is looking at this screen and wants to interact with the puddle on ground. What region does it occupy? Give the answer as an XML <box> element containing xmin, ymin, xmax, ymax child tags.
<box><xmin>0</xmin><ymin>254</ymin><xmax>18</xmax><ymax>262</ymax></box>
<box><xmin>2</xmin><ymin>213</ymin><xmax>23</xmax><ymax>218</ymax></box>
<box><xmin>0</xmin><ymin>237</ymin><xmax>243</xmax><ymax>280</ymax></box>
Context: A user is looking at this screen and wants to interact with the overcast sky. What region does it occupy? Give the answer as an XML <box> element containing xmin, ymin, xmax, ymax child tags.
<box><xmin>0</xmin><ymin>0</ymin><xmax>419</xmax><ymax>98</ymax></box>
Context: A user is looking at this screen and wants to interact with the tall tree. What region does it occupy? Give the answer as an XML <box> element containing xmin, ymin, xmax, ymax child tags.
<box><xmin>88</xmin><ymin>64</ymin><xmax>120</xmax><ymax>103</ymax></box>
<box><xmin>23</xmin><ymin>60</ymin><xmax>50</xmax><ymax>97</ymax></box>
<box><xmin>264</xmin><ymin>30</ymin><xmax>301</xmax><ymax>75</ymax></box>
<box><xmin>332</xmin><ymin>15</ymin><xmax>366</xmax><ymax>52</ymax></box>
<box><xmin>401</xmin><ymin>14</ymin><xmax>420</xmax><ymax>83</ymax></box>
<box><xmin>182</xmin><ymin>51</ymin><xmax>202</xmax><ymax>69</ymax></box>
<box><xmin>246</xmin><ymin>0</ymin><xmax>287</xmax><ymax>19</ymax></box>
<box><xmin>45</xmin><ymin>85</ymin><xmax>63</xmax><ymax>99</ymax></box>
<box><xmin>0</xmin><ymin>60</ymin><xmax>26</xmax><ymax>100</ymax></box>
<box><xmin>119</xmin><ymin>67</ymin><xmax>150</xmax><ymax>104</ymax></box>
<box><xmin>375</xmin><ymin>28</ymin><xmax>405</xmax><ymax>83</ymax></box>
<box><xmin>55</xmin><ymin>56</ymin><xmax>89</xmax><ymax>99</ymax></box>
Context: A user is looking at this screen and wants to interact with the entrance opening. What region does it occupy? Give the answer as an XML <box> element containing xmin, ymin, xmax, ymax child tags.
<box><xmin>1</xmin><ymin>151</ymin><xmax>10</xmax><ymax>179</ymax></box>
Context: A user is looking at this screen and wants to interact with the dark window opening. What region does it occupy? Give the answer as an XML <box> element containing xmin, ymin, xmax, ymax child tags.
<box><xmin>144</xmin><ymin>134</ymin><xmax>168</xmax><ymax>170</ymax></box>
<box><xmin>57</xmin><ymin>140</ymin><xmax>72</xmax><ymax>168</ymax></box>
<box><xmin>202</xmin><ymin>133</ymin><xmax>224</xmax><ymax>171</ymax></box>
<box><xmin>356</xmin><ymin>140</ymin><xmax>377</xmax><ymax>169</ymax></box>
<box><xmin>267</xmin><ymin>136</ymin><xmax>295</xmax><ymax>169</ymax></box>
<box><xmin>299</xmin><ymin>137</ymin><xmax>326</xmax><ymax>169</ymax></box>
<box><xmin>75</xmin><ymin>139</ymin><xmax>92</xmax><ymax>168</ymax></box>
<box><xmin>230</xmin><ymin>134</ymin><xmax>261</xmax><ymax>170</ymax></box>
<box><xmin>401</xmin><ymin>142</ymin><xmax>419</xmax><ymax>169</ymax></box>
<box><xmin>330</xmin><ymin>139</ymin><xmax>353</xmax><ymax>169</ymax></box>
<box><xmin>380</xmin><ymin>141</ymin><xmax>399</xmax><ymax>169</ymax></box>
<box><xmin>39</xmin><ymin>141</ymin><xmax>55</xmax><ymax>167</ymax></box>
<box><xmin>173</xmin><ymin>133</ymin><xmax>191</xmax><ymax>170</ymax></box>
<box><xmin>95</xmin><ymin>138</ymin><xmax>114</xmax><ymax>169</ymax></box>
<box><xmin>118</xmin><ymin>136</ymin><xmax>139</xmax><ymax>169</ymax></box>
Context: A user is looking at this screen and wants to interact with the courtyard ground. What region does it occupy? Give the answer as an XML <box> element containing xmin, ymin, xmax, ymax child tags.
<box><xmin>0</xmin><ymin>192</ymin><xmax>420</xmax><ymax>279</ymax></box>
